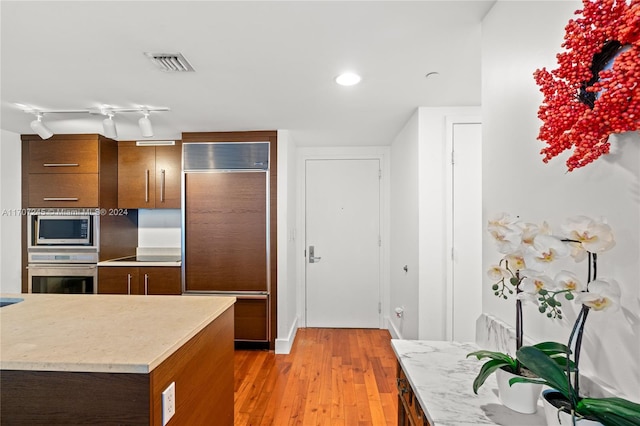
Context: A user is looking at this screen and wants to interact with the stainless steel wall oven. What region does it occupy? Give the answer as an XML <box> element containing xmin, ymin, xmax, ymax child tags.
<box><xmin>27</xmin><ymin>209</ymin><xmax>99</xmax><ymax>294</ymax></box>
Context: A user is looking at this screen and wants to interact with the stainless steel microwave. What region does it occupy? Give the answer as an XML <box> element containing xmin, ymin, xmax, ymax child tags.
<box><xmin>28</xmin><ymin>211</ymin><xmax>98</xmax><ymax>247</ymax></box>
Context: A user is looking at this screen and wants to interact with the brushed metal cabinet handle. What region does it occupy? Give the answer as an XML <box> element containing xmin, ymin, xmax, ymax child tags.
<box><xmin>144</xmin><ymin>273</ymin><xmax>149</xmax><ymax>295</ymax></box>
<box><xmin>43</xmin><ymin>163</ymin><xmax>79</xmax><ymax>167</ymax></box>
<box><xmin>160</xmin><ymin>169</ymin><xmax>166</xmax><ymax>202</ymax></box>
<box><xmin>43</xmin><ymin>197</ymin><xmax>79</xmax><ymax>201</ymax></box>
<box><xmin>127</xmin><ymin>273</ymin><xmax>132</xmax><ymax>295</ymax></box>
<box><xmin>145</xmin><ymin>169</ymin><xmax>149</xmax><ymax>203</ymax></box>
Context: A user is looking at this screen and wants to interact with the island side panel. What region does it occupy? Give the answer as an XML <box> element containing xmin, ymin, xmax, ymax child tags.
<box><xmin>0</xmin><ymin>370</ymin><xmax>149</xmax><ymax>425</ymax></box>
<box><xmin>150</xmin><ymin>305</ymin><xmax>234</xmax><ymax>425</ymax></box>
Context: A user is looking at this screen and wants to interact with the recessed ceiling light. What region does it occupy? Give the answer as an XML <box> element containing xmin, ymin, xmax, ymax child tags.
<box><xmin>335</xmin><ymin>72</ymin><xmax>361</xmax><ymax>86</ymax></box>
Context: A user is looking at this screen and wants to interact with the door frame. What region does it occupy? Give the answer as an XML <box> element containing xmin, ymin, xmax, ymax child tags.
<box><xmin>444</xmin><ymin>115</ymin><xmax>482</xmax><ymax>341</ymax></box>
<box><xmin>297</xmin><ymin>147</ymin><xmax>390</xmax><ymax>329</ymax></box>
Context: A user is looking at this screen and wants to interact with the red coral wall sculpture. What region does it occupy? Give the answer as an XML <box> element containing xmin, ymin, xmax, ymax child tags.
<box><xmin>534</xmin><ymin>0</ymin><xmax>640</xmax><ymax>171</ymax></box>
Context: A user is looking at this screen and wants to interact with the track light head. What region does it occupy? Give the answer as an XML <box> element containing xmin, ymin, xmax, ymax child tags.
<box><xmin>102</xmin><ymin>113</ymin><xmax>118</xmax><ymax>139</ymax></box>
<box><xmin>30</xmin><ymin>113</ymin><xmax>53</xmax><ymax>139</ymax></box>
<box><xmin>138</xmin><ymin>111</ymin><xmax>153</xmax><ymax>138</ymax></box>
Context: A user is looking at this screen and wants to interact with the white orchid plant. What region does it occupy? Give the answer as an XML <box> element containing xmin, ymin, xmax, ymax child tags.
<box><xmin>468</xmin><ymin>214</ymin><xmax>620</xmax><ymax>396</ymax></box>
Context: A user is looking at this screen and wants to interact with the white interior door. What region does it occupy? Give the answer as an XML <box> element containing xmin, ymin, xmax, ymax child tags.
<box><xmin>451</xmin><ymin>122</ymin><xmax>482</xmax><ymax>341</ymax></box>
<box><xmin>305</xmin><ymin>159</ymin><xmax>381</xmax><ymax>328</ymax></box>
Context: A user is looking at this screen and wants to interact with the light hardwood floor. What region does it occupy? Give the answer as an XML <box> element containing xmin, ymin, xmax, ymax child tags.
<box><xmin>234</xmin><ymin>328</ymin><xmax>398</xmax><ymax>426</ymax></box>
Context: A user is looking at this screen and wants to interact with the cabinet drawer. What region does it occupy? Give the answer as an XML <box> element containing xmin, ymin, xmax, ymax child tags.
<box><xmin>29</xmin><ymin>139</ymin><xmax>99</xmax><ymax>173</ymax></box>
<box><xmin>29</xmin><ymin>174</ymin><xmax>99</xmax><ymax>207</ymax></box>
<box><xmin>234</xmin><ymin>297</ymin><xmax>268</xmax><ymax>341</ymax></box>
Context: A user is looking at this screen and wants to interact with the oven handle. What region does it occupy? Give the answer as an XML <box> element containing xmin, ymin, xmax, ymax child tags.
<box><xmin>27</xmin><ymin>264</ymin><xmax>97</xmax><ymax>270</ymax></box>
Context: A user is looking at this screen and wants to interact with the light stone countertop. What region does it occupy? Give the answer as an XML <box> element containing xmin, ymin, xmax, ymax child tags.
<box><xmin>0</xmin><ymin>293</ymin><xmax>234</xmax><ymax>374</ymax></box>
<box><xmin>391</xmin><ymin>339</ymin><xmax>546</xmax><ymax>426</ymax></box>
<box><xmin>97</xmin><ymin>256</ymin><xmax>182</xmax><ymax>267</ymax></box>
<box><xmin>97</xmin><ymin>247</ymin><xmax>182</xmax><ymax>267</ymax></box>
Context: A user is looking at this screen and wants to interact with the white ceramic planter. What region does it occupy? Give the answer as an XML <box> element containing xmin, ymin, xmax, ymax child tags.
<box><xmin>542</xmin><ymin>390</ymin><xmax>603</xmax><ymax>426</ymax></box>
<box><xmin>496</xmin><ymin>367</ymin><xmax>543</xmax><ymax>414</ymax></box>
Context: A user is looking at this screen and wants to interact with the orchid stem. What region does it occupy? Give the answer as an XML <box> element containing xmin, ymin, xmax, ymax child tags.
<box><xmin>566</xmin><ymin>251</ymin><xmax>596</xmax><ymax>412</ymax></box>
<box><xmin>515</xmin><ymin>270</ymin><xmax>522</xmax><ymax>374</ymax></box>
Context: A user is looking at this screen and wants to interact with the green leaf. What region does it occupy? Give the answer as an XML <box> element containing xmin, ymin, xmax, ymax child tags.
<box><xmin>578</xmin><ymin>397</ymin><xmax>640</xmax><ymax>426</ymax></box>
<box><xmin>509</xmin><ymin>376</ymin><xmax>546</xmax><ymax>387</ymax></box>
<box><xmin>533</xmin><ymin>341</ymin><xmax>571</xmax><ymax>355</ymax></box>
<box><xmin>516</xmin><ymin>346</ymin><xmax>576</xmax><ymax>400</ymax></box>
<box><xmin>510</xmin><ymin>277</ymin><xmax>519</xmax><ymax>286</ymax></box>
<box><xmin>467</xmin><ymin>350</ymin><xmax>515</xmax><ymax>365</ymax></box>
<box><xmin>471</xmin><ymin>359</ymin><xmax>510</xmax><ymax>394</ymax></box>
<box><xmin>565</xmin><ymin>292</ymin><xmax>574</xmax><ymax>300</ymax></box>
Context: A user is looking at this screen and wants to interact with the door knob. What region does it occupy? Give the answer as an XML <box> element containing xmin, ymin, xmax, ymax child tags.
<box><xmin>309</xmin><ymin>245</ymin><xmax>322</xmax><ymax>263</ymax></box>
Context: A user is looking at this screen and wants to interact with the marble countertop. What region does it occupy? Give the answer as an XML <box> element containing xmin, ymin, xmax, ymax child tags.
<box><xmin>0</xmin><ymin>293</ymin><xmax>234</xmax><ymax>374</ymax></box>
<box><xmin>391</xmin><ymin>340</ymin><xmax>546</xmax><ymax>426</ymax></box>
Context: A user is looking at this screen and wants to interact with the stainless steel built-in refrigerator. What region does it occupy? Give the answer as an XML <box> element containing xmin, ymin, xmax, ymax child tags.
<box><xmin>182</xmin><ymin>142</ymin><xmax>271</xmax><ymax>345</ymax></box>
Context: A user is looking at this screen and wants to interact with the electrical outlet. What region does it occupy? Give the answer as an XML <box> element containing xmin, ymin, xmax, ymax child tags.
<box><xmin>162</xmin><ymin>381</ymin><xmax>176</xmax><ymax>425</ymax></box>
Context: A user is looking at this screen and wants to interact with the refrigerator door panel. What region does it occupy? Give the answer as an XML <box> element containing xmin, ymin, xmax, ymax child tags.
<box><xmin>184</xmin><ymin>171</ymin><xmax>269</xmax><ymax>293</ymax></box>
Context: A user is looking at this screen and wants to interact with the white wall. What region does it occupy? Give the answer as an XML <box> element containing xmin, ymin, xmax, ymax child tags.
<box><xmin>482</xmin><ymin>1</ymin><xmax>640</xmax><ymax>401</ymax></box>
<box><xmin>0</xmin><ymin>130</ymin><xmax>22</xmax><ymax>294</ymax></box>
<box><xmin>137</xmin><ymin>209</ymin><xmax>181</xmax><ymax>248</ymax></box>
<box><xmin>389</xmin><ymin>111</ymin><xmax>420</xmax><ymax>339</ymax></box>
<box><xmin>275</xmin><ymin>129</ymin><xmax>298</xmax><ymax>354</ymax></box>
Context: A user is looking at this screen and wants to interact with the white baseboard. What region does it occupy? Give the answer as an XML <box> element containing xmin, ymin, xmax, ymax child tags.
<box><xmin>274</xmin><ymin>318</ymin><xmax>298</xmax><ymax>354</ymax></box>
<box><xmin>387</xmin><ymin>317</ymin><xmax>403</xmax><ymax>339</ymax></box>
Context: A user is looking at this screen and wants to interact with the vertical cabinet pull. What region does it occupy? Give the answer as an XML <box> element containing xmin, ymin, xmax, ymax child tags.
<box><xmin>144</xmin><ymin>274</ymin><xmax>149</xmax><ymax>295</ymax></box>
<box><xmin>145</xmin><ymin>169</ymin><xmax>149</xmax><ymax>203</ymax></box>
<box><xmin>160</xmin><ymin>169</ymin><xmax>166</xmax><ymax>202</ymax></box>
<box><xmin>126</xmin><ymin>273</ymin><xmax>132</xmax><ymax>295</ymax></box>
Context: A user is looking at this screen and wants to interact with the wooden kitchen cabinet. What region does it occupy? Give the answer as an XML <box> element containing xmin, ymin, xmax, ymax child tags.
<box><xmin>98</xmin><ymin>266</ymin><xmax>181</xmax><ymax>295</ymax></box>
<box><xmin>26</xmin><ymin>136</ymin><xmax>102</xmax><ymax>208</ymax></box>
<box><xmin>118</xmin><ymin>141</ymin><xmax>182</xmax><ymax>209</ymax></box>
<box><xmin>28</xmin><ymin>173</ymin><xmax>99</xmax><ymax>207</ymax></box>
<box><xmin>397</xmin><ymin>362</ymin><xmax>431</xmax><ymax>426</ymax></box>
<box><xmin>235</xmin><ymin>297</ymin><xmax>269</xmax><ymax>342</ymax></box>
<box><xmin>28</xmin><ymin>138</ymin><xmax>99</xmax><ymax>174</ymax></box>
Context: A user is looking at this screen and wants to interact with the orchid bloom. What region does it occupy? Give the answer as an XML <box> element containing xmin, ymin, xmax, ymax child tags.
<box><xmin>562</xmin><ymin>216</ymin><xmax>616</xmax><ymax>259</ymax></box>
<box><xmin>524</xmin><ymin>235</ymin><xmax>570</xmax><ymax>270</ymax></box>
<box><xmin>576</xmin><ymin>278</ymin><xmax>621</xmax><ymax>311</ymax></box>
<box><xmin>488</xmin><ymin>213</ymin><xmax>522</xmax><ymax>254</ymax></box>
<box><xmin>518</xmin><ymin>221</ymin><xmax>551</xmax><ymax>247</ymax></box>
<box><xmin>487</xmin><ymin>265</ymin><xmax>511</xmax><ymax>281</ymax></box>
<box><xmin>554</xmin><ymin>270</ymin><xmax>583</xmax><ymax>293</ymax></box>
<box><xmin>504</xmin><ymin>252</ymin><xmax>526</xmax><ymax>271</ymax></box>
<box><xmin>519</xmin><ymin>270</ymin><xmax>555</xmax><ymax>295</ymax></box>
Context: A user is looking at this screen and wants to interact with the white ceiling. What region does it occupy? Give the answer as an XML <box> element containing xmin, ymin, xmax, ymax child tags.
<box><xmin>0</xmin><ymin>1</ymin><xmax>494</xmax><ymax>146</ymax></box>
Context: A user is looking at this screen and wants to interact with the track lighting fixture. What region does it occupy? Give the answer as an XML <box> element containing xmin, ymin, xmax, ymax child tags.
<box><xmin>138</xmin><ymin>110</ymin><xmax>153</xmax><ymax>138</ymax></box>
<box><xmin>102</xmin><ymin>112</ymin><xmax>118</xmax><ymax>139</ymax></box>
<box><xmin>30</xmin><ymin>113</ymin><xmax>53</xmax><ymax>139</ymax></box>
<box><xmin>21</xmin><ymin>105</ymin><xmax>168</xmax><ymax>139</ymax></box>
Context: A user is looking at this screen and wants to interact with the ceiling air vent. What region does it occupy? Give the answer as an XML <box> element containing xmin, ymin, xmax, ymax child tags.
<box><xmin>144</xmin><ymin>52</ymin><xmax>195</xmax><ymax>72</ymax></box>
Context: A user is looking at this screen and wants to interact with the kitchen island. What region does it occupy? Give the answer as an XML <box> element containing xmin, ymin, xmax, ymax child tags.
<box><xmin>0</xmin><ymin>293</ymin><xmax>235</xmax><ymax>425</ymax></box>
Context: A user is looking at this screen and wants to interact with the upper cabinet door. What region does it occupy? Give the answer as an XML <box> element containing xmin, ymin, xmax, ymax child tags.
<box><xmin>118</xmin><ymin>144</ymin><xmax>156</xmax><ymax>208</ymax></box>
<box><xmin>29</xmin><ymin>139</ymin><xmax>99</xmax><ymax>173</ymax></box>
<box><xmin>154</xmin><ymin>143</ymin><xmax>182</xmax><ymax>209</ymax></box>
<box><xmin>117</xmin><ymin>142</ymin><xmax>182</xmax><ymax>209</ymax></box>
